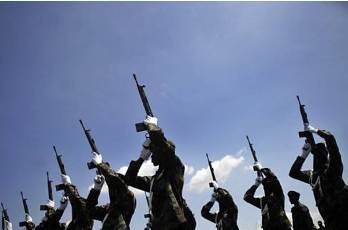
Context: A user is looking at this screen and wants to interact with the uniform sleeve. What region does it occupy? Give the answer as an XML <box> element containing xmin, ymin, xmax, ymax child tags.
<box><xmin>125</xmin><ymin>159</ymin><xmax>151</xmax><ymax>192</ymax></box>
<box><xmin>148</xmin><ymin>126</ymin><xmax>175</xmax><ymax>163</ymax></box>
<box><xmin>317</xmin><ymin>130</ymin><xmax>343</xmax><ymax>177</ymax></box>
<box><xmin>91</xmin><ymin>205</ymin><xmax>108</xmax><ymax>222</ymax></box>
<box><xmin>86</xmin><ymin>188</ymin><xmax>101</xmax><ymax>208</ymax></box>
<box><xmin>49</xmin><ymin>208</ymin><xmax>65</xmax><ymax>225</ymax></box>
<box><xmin>289</xmin><ymin>156</ymin><xmax>312</xmax><ymax>184</ymax></box>
<box><xmin>201</xmin><ymin>201</ymin><xmax>217</xmax><ymax>224</ymax></box>
<box><xmin>97</xmin><ymin>162</ymin><xmax>129</xmax><ymax>194</ymax></box>
<box><xmin>243</xmin><ymin>185</ymin><xmax>263</xmax><ymax>209</ymax></box>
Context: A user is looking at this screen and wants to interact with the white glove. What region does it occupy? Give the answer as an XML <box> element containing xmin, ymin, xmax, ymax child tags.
<box><xmin>144</xmin><ymin>115</ymin><xmax>158</xmax><ymax>127</ymax></box>
<box><xmin>210</xmin><ymin>181</ymin><xmax>219</xmax><ymax>190</ymax></box>
<box><xmin>210</xmin><ymin>192</ymin><xmax>218</xmax><ymax>203</ymax></box>
<box><xmin>4</xmin><ymin>220</ymin><xmax>12</xmax><ymax>230</ymax></box>
<box><xmin>93</xmin><ymin>175</ymin><xmax>105</xmax><ymax>190</ymax></box>
<box><xmin>92</xmin><ymin>151</ymin><xmax>102</xmax><ymax>165</ymax></box>
<box><xmin>46</xmin><ymin>199</ymin><xmax>55</xmax><ymax>208</ymax></box>
<box><xmin>304</xmin><ymin>124</ymin><xmax>318</xmax><ymax>133</ymax></box>
<box><xmin>253</xmin><ymin>162</ymin><xmax>262</xmax><ymax>172</ymax></box>
<box><xmin>58</xmin><ymin>196</ymin><xmax>69</xmax><ymax>210</ymax></box>
<box><xmin>25</xmin><ymin>214</ymin><xmax>33</xmax><ymax>222</ymax></box>
<box><xmin>254</xmin><ymin>176</ymin><xmax>263</xmax><ymax>187</ymax></box>
<box><xmin>140</xmin><ymin>148</ymin><xmax>152</xmax><ymax>161</ymax></box>
<box><xmin>142</xmin><ymin>139</ymin><xmax>151</xmax><ymax>149</ymax></box>
<box><xmin>61</xmin><ymin>174</ymin><xmax>71</xmax><ymax>185</ymax></box>
<box><xmin>300</xmin><ymin>142</ymin><xmax>311</xmax><ymax>159</ymax></box>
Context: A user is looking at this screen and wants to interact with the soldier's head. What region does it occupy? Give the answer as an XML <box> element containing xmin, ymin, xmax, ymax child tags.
<box><xmin>261</xmin><ymin>168</ymin><xmax>283</xmax><ymax>197</ymax></box>
<box><xmin>215</xmin><ymin>188</ymin><xmax>234</xmax><ymax>210</ymax></box>
<box><xmin>312</xmin><ymin>142</ymin><xmax>329</xmax><ymax>173</ymax></box>
<box><xmin>150</xmin><ymin>139</ymin><xmax>175</xmax><ymax>166</ymax></box>
<box><xmin>288</xmin><ymin>190</ymin><xmax>300</xmax><ymax>204</ymax></box>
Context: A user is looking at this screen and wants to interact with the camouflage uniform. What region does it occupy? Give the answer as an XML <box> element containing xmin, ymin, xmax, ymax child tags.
<box><xmin>244</xmin><ymin>170</ymin><xmax>291</xmax><ymax>230</ymax></box>
<box><xmin>291</xmin><ymin>202</ymin><xmax>316</xmax><ymax>230</ymax></box>
<box><xmin>289</xmin><ymin>130</ymin><xmax>348</xmax><ymax>230</ymax></box>
<box><xmin>201</xmin><ymin>188</ymin><xmax>239</xmax><ymax>230</ymax></box>
<box><xmin>94</xmin><ymin>162</ymin><xmax>136</xmax><ymax>230</ymax></box>
<box><xmin>35</xmin><ymin>208</ymin><xmax>66</xmax><ymax>230</ymax></box>
<box><xmin>125</xmin><ymin>126</ymin><xmax>188</xmax><ymax>230</ymax></box>
<box><xmin>64</xmin><ymin>184</ymin><xmax>101</xmax><ymax>230</ymax></box>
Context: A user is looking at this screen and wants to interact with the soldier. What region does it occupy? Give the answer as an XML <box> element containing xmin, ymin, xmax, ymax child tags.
<box><xmin>60</xmin><ymin>173</ymin><xmax>104</xmax><ymax>230</ymax></box>
<box><xmin>201</xmin><ymin>184</ymin><xmax>239</xmax><ymax>230</ymax></box>
<box><xmin>317</xmin><ymin>221</ymin><xmax>325</xmax><ymax>230</ymax></box>
<box><xmin>90</xmin><ymin>152</ymin><xmax>136</xmax><ymax>230</ymax></box>
<box><xmin>288</xmin><ymin>190</ymin><xmax>316</xmax><ymax>230</ymax></box>
<box><xmin>35</xmin><ymin>196</ymin><xmax>68</xmax><ymax>230</ymax></box>
<box><xmin>125</xmin><ymin>116</ymin><xmax>194</xmax><ymax>230</ymax></box>
<box><xmin>244</xmin><ymin>165</ymin><xmax>291</xmax><ymax>230</ymax></box>
<box><xmin>289</xmin><ymin>126</ymin><xmax>348</xmax><ymax>230</ymax></box>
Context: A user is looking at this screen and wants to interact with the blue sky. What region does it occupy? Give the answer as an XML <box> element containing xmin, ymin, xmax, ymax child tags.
<box><xmin>0</xmin><ymin>2</ymin><xmax>347</xmax><ymax>229</ymax></box>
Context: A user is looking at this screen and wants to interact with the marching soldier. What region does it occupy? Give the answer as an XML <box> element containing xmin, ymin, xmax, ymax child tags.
<box><xmin>35</xmin><ymin>196</ymin><xmax>68</xmax><ymax>230</ymax></box>
<box><xmin>125</xmin><ymin>116</ymin><xmax>195</xmax><ymax>230</ymax></box>
<box><xmin>289</xmin><ymin>126</ymin><xmax>348</xmax><ymax>230</ymax></box>
<box><xmin>288</xmin><ymin>190</ymin><xmax>316</xmax><ymax>230</ymax></box>
<box><xmin>201</xmin><ymin>183</ymin><xmax>239</xmax><ymax>230</ymax></box>
<box><xmin>244</xmin><ymin>165</ymin><xmax>291</xmax><ymax>230</ymax></box>
<box><xmin>90</xmin><ymin>153</ymin><xmax>136</xmax><ymax>230</ymax></box>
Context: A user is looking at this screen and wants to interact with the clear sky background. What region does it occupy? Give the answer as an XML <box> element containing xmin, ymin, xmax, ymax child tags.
<box><xmin>0</xmin><ymin>2</ymin><xmax>347</xmax><ymax>230</ymax></box>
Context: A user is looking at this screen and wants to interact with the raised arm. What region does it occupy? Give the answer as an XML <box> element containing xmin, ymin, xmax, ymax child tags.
<box><xmin>317</xmin><ymin>130</ymin><xmax>343</xmax><ymax>176</ymax></box>
<box><xmin>289</xmin><ymin>143</ymin><xmax>312</xmax><ymax>184</ymax></box>
<box><xmin>243</xmin><ymin>178</ymin><xmax>263</xmax><ymax>209</ymax></box>
<box><xmin>201</xmin><ymin>194</ymin><xmax>218</xmax><ymax>224</ymax></box>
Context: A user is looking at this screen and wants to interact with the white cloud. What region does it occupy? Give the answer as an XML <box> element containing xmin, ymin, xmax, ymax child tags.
<box><xmin>184</xmin><ymin>164</ymin><xmax>195</xmax><ymax>177</ymax></box>
<box><xmin>188</xmin><ymin>154</ymin><xmax>244</xmax><ymax>193</ymax></box>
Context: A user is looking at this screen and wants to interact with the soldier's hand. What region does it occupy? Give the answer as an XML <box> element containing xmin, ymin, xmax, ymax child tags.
<box><xmin>93</xmin><ymin>175</ymin><xmax>105</xmax><ymax>191</ymax></box>
<box><xmin>254</xmin><ymin>176</ymin><xmax>263</xmax><ymax>187</ymax></box>
<box><xmin>46</xmin><ymin>199</ymin><xmax>55</xmax><ymax>209</ymax></box>
<box><xmin>300</xmin><ymin>143</ymin><xmax>311</xmax><ymax>159</ymax></box>
<box><xmin>144</xmin><ymin>115</ymin><xmax>158</xmax><ymax>127</ymax></box>
<box><xmin>210</xmin><ymin>181</ymin><xmax>219</xmax><ymax>190</ymax></box>
<box><xmin>25</xmin><ymin>214</ymin><xmax>33</xmax><ymax>223</ymax></box>
<box><xmin>304</xmin><ymin>123</ymin><xmax>318</xmax><ymax>133</ymax></box>
<box><xmin>58</xmin><ymin>196</ymin><xmax>69</xmax><ymax>210</ymax></box>
<box><xmin>253</xmin><ymin>162</ymin><xmax>262</xmax><ymax>172</ymax></box>
<box><xmin>4</xmin><ymin>220</ymin><xmax>12</xmax><ymax>230</ymax></box>
<box><xmin>92</xmin><ymin>151</ymin><xmax>102</xmax><ymax>165</ymax></box>
<box><xmin>61</xmin><ymin>174</ymin><xmax>71</xmax><ymax>185</ymax></box>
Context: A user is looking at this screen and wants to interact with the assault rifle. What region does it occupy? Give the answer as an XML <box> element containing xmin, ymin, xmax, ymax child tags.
<box><xmin>246</xmin><ymin>136</ymin><xmax>263</xmax><ymax>178</ymax></box>
<box><xmin>144</xmin><ymin>192</ymin><xmax>152</xmax><ymax>230</ymax></box>
<box><xmin>79</xmin><ymin>120</ymin><xmax>101</xmax><ymax>174</ymax></box>
<box><xmin>40</xmin><ymin>172</ymin><xmax>54</xmax><ymax>211</ymax></box>
<box><xmin>19</xmin><ymin>192</ymin><xmax>30</xmax><ymax>227</ymax></box>
<box><xmin>54</xmin><ymin>146</ymin><xmax>67</xmax><ymax>191</ymax></box>
<box><xmin>206</xmin><ymin>154</ymin><xmax>217</xmax><ymax>189</ymax></box>
<box><xmin>1</xmin><ymin>203</ymin><xmax>9</xmax><ymax>230</ymax></box>
<box><xmin>296</xmin><ymin>96</ymin><xmax>316</xmax><ymax>146</ymax></box>
<box><xmin>133</xmin><ymin>74</ymin><xmax>154</xmax><ymax>132</ymax></box>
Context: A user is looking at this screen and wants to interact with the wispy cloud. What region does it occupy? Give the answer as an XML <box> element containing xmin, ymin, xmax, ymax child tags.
<box><xmin>188</xmin><ymin>154</ymin><xmax>244</xmax><ymax>193</ymax></box>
